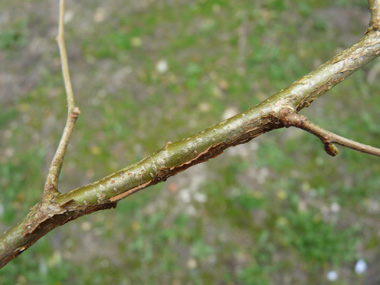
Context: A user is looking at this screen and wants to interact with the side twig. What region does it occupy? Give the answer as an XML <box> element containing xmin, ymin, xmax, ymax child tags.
<box><xmin>280</xmin><ymin>110</ymin><xmax>380</xmax><ymax>157</ymax></box>
<box><xmin>43</xmin><ymin>0</ymin><xmax>80</xmax><ymax>199</ymax></box>
<box><xmin>369</xmin><ymin>0</ymin><xmax>380</xmax><ymax>31</ymax></box>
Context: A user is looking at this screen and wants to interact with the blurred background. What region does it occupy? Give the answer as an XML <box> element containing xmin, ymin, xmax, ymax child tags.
<box><xmin>1</xmin><ymin>0</ymin><xmax>380</xmax><ymax>283</ymax></box>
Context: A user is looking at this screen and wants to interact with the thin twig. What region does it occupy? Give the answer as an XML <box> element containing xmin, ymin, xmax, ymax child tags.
<box><xmin>43</xmin><ymin>0</ymin><xmax>80</xmax><ymax>199</ymax></box>
<box><xmin>57</xmin><ymin>0</ymin><xmax>75</xmax><ymax>111</ymax></box>
<box><xmin>369</xmin><ymin>0</ymin><xmax>380</xmax><ymax>31</ymax></box>
<box><xmin>281</xmin><ymin>111</ymin><xmax>380</xmax><ymax>157</ymax></box>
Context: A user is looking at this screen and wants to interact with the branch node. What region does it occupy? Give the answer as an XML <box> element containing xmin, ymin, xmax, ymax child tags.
<box><xmin>324</xmin><ymin>143</ymin><xmax>339</xmax><ymax>157</ymax></box>
<box><xmin>70</xmin><ymin>107</ymin><xmax>81</xmax><ymax>118</ymax></box>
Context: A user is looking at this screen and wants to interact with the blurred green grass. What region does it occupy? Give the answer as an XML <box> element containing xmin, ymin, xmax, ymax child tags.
<box><xmin>1</xmin><ymin>0</ymin><xmax>379</xmax><ymax>283</ymax></box>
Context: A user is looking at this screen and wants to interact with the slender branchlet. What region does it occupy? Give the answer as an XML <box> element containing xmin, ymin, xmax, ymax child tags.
<box><xmin>43</xmin><ymin>0</ymin><xmax>80</xmax><ymax>200</ymax></box>
<box><xmin>280</xmin><ymin>110</ymin><xmax>380</xmax><ymax>157</ymax></box>
<box><xmin>369</xmin><ymin>0</ymin><xmax>380</xmax><ymax>31</ymax></box>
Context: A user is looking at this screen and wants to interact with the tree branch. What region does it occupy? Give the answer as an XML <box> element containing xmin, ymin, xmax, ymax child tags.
<box><xmin>280</xmin><ymin>110</ymin><xmax>380</xmax><ymax>157</ymax></box>
<box><xmin>43</xmin><ymin>0</ymin><xmax>80</xmax><ymax>199</ymax></box>
<box><xmin>1</xmin><ymin>2</ymin><xmax>380</xmax><ymax>269</ymax></box>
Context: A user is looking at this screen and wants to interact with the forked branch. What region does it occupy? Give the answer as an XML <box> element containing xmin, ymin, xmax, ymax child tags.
<box><xmin>0</xmin><ymin>0</ymin><xmax>380</xmax><ymax>270</ymax></box>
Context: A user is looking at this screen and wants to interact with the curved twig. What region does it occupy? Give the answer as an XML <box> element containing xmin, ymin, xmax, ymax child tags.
<box><xmin>280</xmin><ymin>110</ymin><xmax>380</xmax><ymax>157</ymax></box>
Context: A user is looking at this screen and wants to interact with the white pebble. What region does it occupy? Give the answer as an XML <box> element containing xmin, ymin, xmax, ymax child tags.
<box><xmin>194</xmin><ymin>192</ymin><xmax>207</xmax><ymax>203</ymax></box>
<box><xmin>156</xmin><ymin>59</ymin><xmax>168</xmax><ymax>73</ymax></box>
<box><xmin>327</xmin><ymin>270</ymin><xmax>338</xmax><ymax>281</ymax></box>
<box><xmin>330</xmin><ymin>202</ymin><xmax>340</xmax><ymax>213</ymax></box>
<box><xmin>355</xmin><ymin>259</ymin><xmax>367</xmax><ymax>274</ymax></box>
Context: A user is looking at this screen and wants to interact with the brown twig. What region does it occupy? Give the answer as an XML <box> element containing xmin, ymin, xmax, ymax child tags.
<box><xmin>281</xmin><ymin>111</ymin><xmax>380</xmax><ymax>157</ymax></box>
<box><xmin>369</xmin><ymin>0</ymin><xmax>380</xmax><ymax>31</ymax></box>
<box><xmin>43</xmin><ymin>0</ymin><xmax>80</xmax><ymax>199</ymax></box>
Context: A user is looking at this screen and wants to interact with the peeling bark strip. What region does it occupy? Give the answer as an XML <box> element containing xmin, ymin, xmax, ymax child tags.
<box><xmin>57</xmin><ymin>113</ymin><xmax>277</xmax><ymax>207</ymax></box>
<box><xmin>1</xmin><ymin>1</ymin><xmax>380</xmax><ymax>269</ymax></box>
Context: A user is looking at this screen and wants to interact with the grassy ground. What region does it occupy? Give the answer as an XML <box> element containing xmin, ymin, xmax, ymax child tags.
<box><xmin>1</xmin><ymin>0</ymin><xmax>380</xmax><ymax>284</ymax></box>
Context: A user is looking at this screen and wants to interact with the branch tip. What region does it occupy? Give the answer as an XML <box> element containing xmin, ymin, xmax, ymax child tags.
<box><xmin>70</xmin><ymin>107</ymin><xmax>81</xmax><ymax>118</ymax></box>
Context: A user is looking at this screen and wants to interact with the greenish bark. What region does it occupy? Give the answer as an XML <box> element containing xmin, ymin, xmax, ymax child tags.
<box><xmin>57</xmin><ymin>31</ymin><xmax>380</xmax><ymax>208</ymax></box>
<box><xmin>1</xmin><ymin>5</ymin><xmax>380</xmax><ymax>270</ymax></box>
